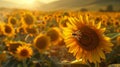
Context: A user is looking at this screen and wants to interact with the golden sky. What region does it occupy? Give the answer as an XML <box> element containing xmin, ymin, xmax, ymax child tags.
<box><xmin>3</xmin><ymin>0</ymin><xmax>59</xmax><ymax>4</ymax></box>
<box><xmin>0</xmin><ymin>0</ymin><xmax>119</xmax><ymax>11</ymax></box>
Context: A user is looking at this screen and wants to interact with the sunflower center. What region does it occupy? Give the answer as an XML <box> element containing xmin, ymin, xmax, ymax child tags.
<box><xmin>20</xmin><ymin>49</ymin><xmax>29</xmax><ymax>57</ymax></box>
<box><xmin>5</xmin><ymin>25</ymin><xmax>12</xmax><ymax>33</ymax></box>
<box><xmin>115</xmin><ymin>22</ymin><xmax>119</xmax><ymax>26</ymax></box>
<box><xmin>10</xmin><ymin>18</ymin><xmax>16</xmax><ymax>25</ymax></box>
<box><xmin>72</xmin><ymin>26</ymin><xmax>100</xmax><ymax>50</ymax></box>
<box><xmin>18</xmin><ymin>27</ymin><xmax>25</xmax><ymax>33</ymax></box>
<box><xmin>47</xmin><ymin>29</ymin><xmax>59</xmax><ymax>42</ymax></box>
<box><xmin>35</xmin><ymin>36</ymin><xmax>48</xmax><ymax>49</ymax></box>
<box><xmin>106</xmin><ymin>22</ymin><xmax>111</xmax><ymax>26</ymax></box>
<box><xmin>24</xmin><ymin>14</ymin><xmax>34</xmax><ymax>25</ymax></box>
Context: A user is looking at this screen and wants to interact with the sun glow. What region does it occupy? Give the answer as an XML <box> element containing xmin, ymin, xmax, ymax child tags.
<box><xmin>2</xmin><ymin>0</ymin><xmax>59</xmax><ymax>9</ymax></box>
<box><xmin>4</xmin><ymin>0</ymin><xmax>59</xmax><ymax>5</ymax></box>
<box><xmin>21</xmin><ymin>0</ymin><xmax>35</xmax><ymax>4</ymax></box>
<box><xmin>4</xmin><ymin>0</ymin><xmax>35</xmax><ymax>5</ymax></box>
<box><xmin>38</xmin><ymin>0</ymin><xmax>59</xmax><ymax>4</ymax></box>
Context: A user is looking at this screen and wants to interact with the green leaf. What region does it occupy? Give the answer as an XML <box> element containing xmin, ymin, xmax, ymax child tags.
<box><xmin>17</xmin><ymin>63</ymin><xmax>23</xmax><ymax>67</ymax></box>
<box><xmin>0</xmin><ymin>51</ymin><xmax>2</xmax><ymax>54</ymax></box>
<box><xmin>106</xmin><ymin>33</ymin><xmax>120</xmax><ymax>40</ymax></box>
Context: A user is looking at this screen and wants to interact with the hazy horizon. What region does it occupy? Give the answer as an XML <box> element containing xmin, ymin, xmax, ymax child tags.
<box><xmin>0</xmin><ymin>0</ymin><xmax>120</xmax><ymax>11</ymax></box>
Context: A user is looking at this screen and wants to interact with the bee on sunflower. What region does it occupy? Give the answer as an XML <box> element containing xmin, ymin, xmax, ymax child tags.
<box><xmin>1</xmin><ymin>23</ymin><xmax>15</xmax><ymax>37</ymax></box>
<box><xmin>63</xmin><ymin>15</ymin><xmax>113</xmax><ymax>63</ymax></box>
<box><xmin>15</xmin><ymin>44</ymin><xmax>33</xmax><ymax>61</ymax></box>
<box><xmin>21</xmin><ymin>13</ymin><xmax>36</xmax><ymax>27</ymax></box>
<box><xmin>33</xmin><ymin>34</ymin><xmax>51</xmax><ymax>52</ymax></box>
<box><xmin>46</xmin><ymin>27</ymin><xmax>62</xmax><ymax>45</ymax></box>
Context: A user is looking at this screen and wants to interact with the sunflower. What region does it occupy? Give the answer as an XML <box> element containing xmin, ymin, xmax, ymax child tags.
<box><xmin>63</xmin><ymin>16</ymin><xmax>113</xmax><ymax>63</ymax></box>
<box><xmin>15</xmin><ymin>44</ymin><xmax>33</xmax><ymax>61</ymax></box>
<box><xmin>46</xmin><ymin>27</ymin><xmax>62</xmax><ymax>45</ymax></box>
<box><xmin>24</xmin><ymin>26</ymin><xmax>38</xmax><ymax>36</ymax></box>
<box><xmin>1</xmin><ymin>24</ymin><xmax>15</xmax><ymax>37</ymax></box>
<box><xmin>22</xmin><ymin>13</ymin><xmax>36</xmax><ymax>27</ymax></box>
<box><xmin>6</xmin><ymin>41</ymin><xmax>22</xmax><ymax>54</ymax></box>
<box><xmin>104</xmin><ymin>20</ymin><xmax>113</xmax><ymax>27</ymax></box>
<box><xmin>8</xmin><ymin>16</ymin><xmax>18</xmax><ymax>26</ymax></box>
<box><xmin>43</xmin><ymin>15</ymin><xmax>50</xmax><ymax>22</ymax></box>
<box><xmin>16</xmin><ymin>24</ymin><xmax>29</xmax><ymax>34</ymax></box>
<box><xmin>113</xmin><ymin>20</ymin><xmax>120</xmax><ymax>28</ymax></box>
<box><xmin>33</xmin><ymin>34</ymin><xmax>50</xmax><ymax>52</ymax></box>
<box><xmin>59</xmin><ymin>16</ymin><xmax>69</xmax><ymax>28</ymax></box>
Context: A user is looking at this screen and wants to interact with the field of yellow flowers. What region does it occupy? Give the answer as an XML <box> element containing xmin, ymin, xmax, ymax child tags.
<box><xmin>0</xmin><ymin>9</ymin><xmax>120</xmax><ymax>67</ymax></box>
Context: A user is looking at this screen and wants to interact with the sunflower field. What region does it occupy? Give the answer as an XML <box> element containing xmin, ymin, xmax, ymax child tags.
<box><xmin>0</xmin><ymin>9</ymin><xmax>120</xmax><ymax>67</ymax></box>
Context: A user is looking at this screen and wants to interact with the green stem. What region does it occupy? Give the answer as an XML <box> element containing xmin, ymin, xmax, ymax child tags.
<box><xmin>23</xmin><ymin>59</ymin><xmax>27</xmax><ymax>67</ymax></box>
<box><xmin>86</xmin><ymin>61</ymin><xmax>91</xmax><ymax>67</ymax></box>
<box><xmin>95</xmin><ymin>63</ymin><xmax>99</xmax><ymax>67</ymax></box>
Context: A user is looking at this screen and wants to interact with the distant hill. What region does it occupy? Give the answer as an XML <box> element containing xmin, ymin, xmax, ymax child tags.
<box><xmin>39</xmin><ymin>0</ymin><xmax>120</xmax><ymax>11</ymax></box>
<box><xmin>0</xmin><ymin>0</ymin><xmax>120</xmax><ymax>11</ymax></box>
<box><xmin>39</xmin><ymin>0</ymin><xmax>94</xmax><ymax>10</ymax></box>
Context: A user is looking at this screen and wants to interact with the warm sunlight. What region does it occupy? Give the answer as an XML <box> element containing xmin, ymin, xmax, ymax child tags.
<box><xmin>4</xmin><ymin>0</ymin><xmax>35</xmax><ymax>5</ymax></box>
<box><xmin>21</xmin><ymin>0</ymin><xmax>35</xmax><ymax>4</ymax></box>
<box><xmin>38</xmin><ymin>0</ymin><xmax>59</xmax><ymax>4</ymax></box>
<box><xmin>0</xmin><ymin>0</ymin><xmax>120</xmax><ymax>67</ymax></box>
<box><xmin>3</xmin><ymin>0</ymin><xmax>59</xmax><ymax>5</ymax></box>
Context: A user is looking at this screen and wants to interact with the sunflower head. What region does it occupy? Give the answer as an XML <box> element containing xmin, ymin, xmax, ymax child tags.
<box><xmin>43</xmin><ymin>15</ymin><xmax>50</xmax><ymax>22</ymax></box>
<box><xmin>113</xmin><ymin>20</ymin><xmax>120</xmax><ymax>28</ymax></box>
<box><xmin>22</xmin><ymin>13</ymin><xmax>36</xmax><ymax>27</ymax></box>
<box><xmin>104</xmin><ymin>21</ymin><xmax>112</xmax><ymax>27</ymax></box>
<box><xmin>33</xmin><ymin>34</ymin><xmax>51</xmax><ymax>52</ymax></box>
<box><xmin>1</xmin><ymin>24</ymin><xmax>15</xmax><ymax>37</ymax></box>
<box><xmin>8</xmin><ymin>16</ymin><xmax>18</xmax><ymax>26</ymax></box>
<box><xmin>6</xmin><ymin>41</ymin><xmax>22</xmax><ymax>54</ymax></box>
<box><xmin>15</xmin><ymin>44</ymin><xmax>33</xmax><ymax>61</ymax></box>
<box><xmin>63</xmin><ymin>15</ymin><xmax>113</xmax><ymax>63</ymax></box>
<box><xmin>46</xmin><ymin>27</ymin><xmax>62</xmax><ymax>45</ymax></box>
<box><xmin>16</xmin><ymin>25</ymin><xmax>26</xmax><ymax>34</ymax></box>
<box><xmin>24</xmin><ymin>27</ymin><xmax>38</xmax><ymax>36</ymax></box>
<box><xmin>59</xmin><ymin>16</ymin><xmax>69</xmax><ymax>28</ymax></box>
